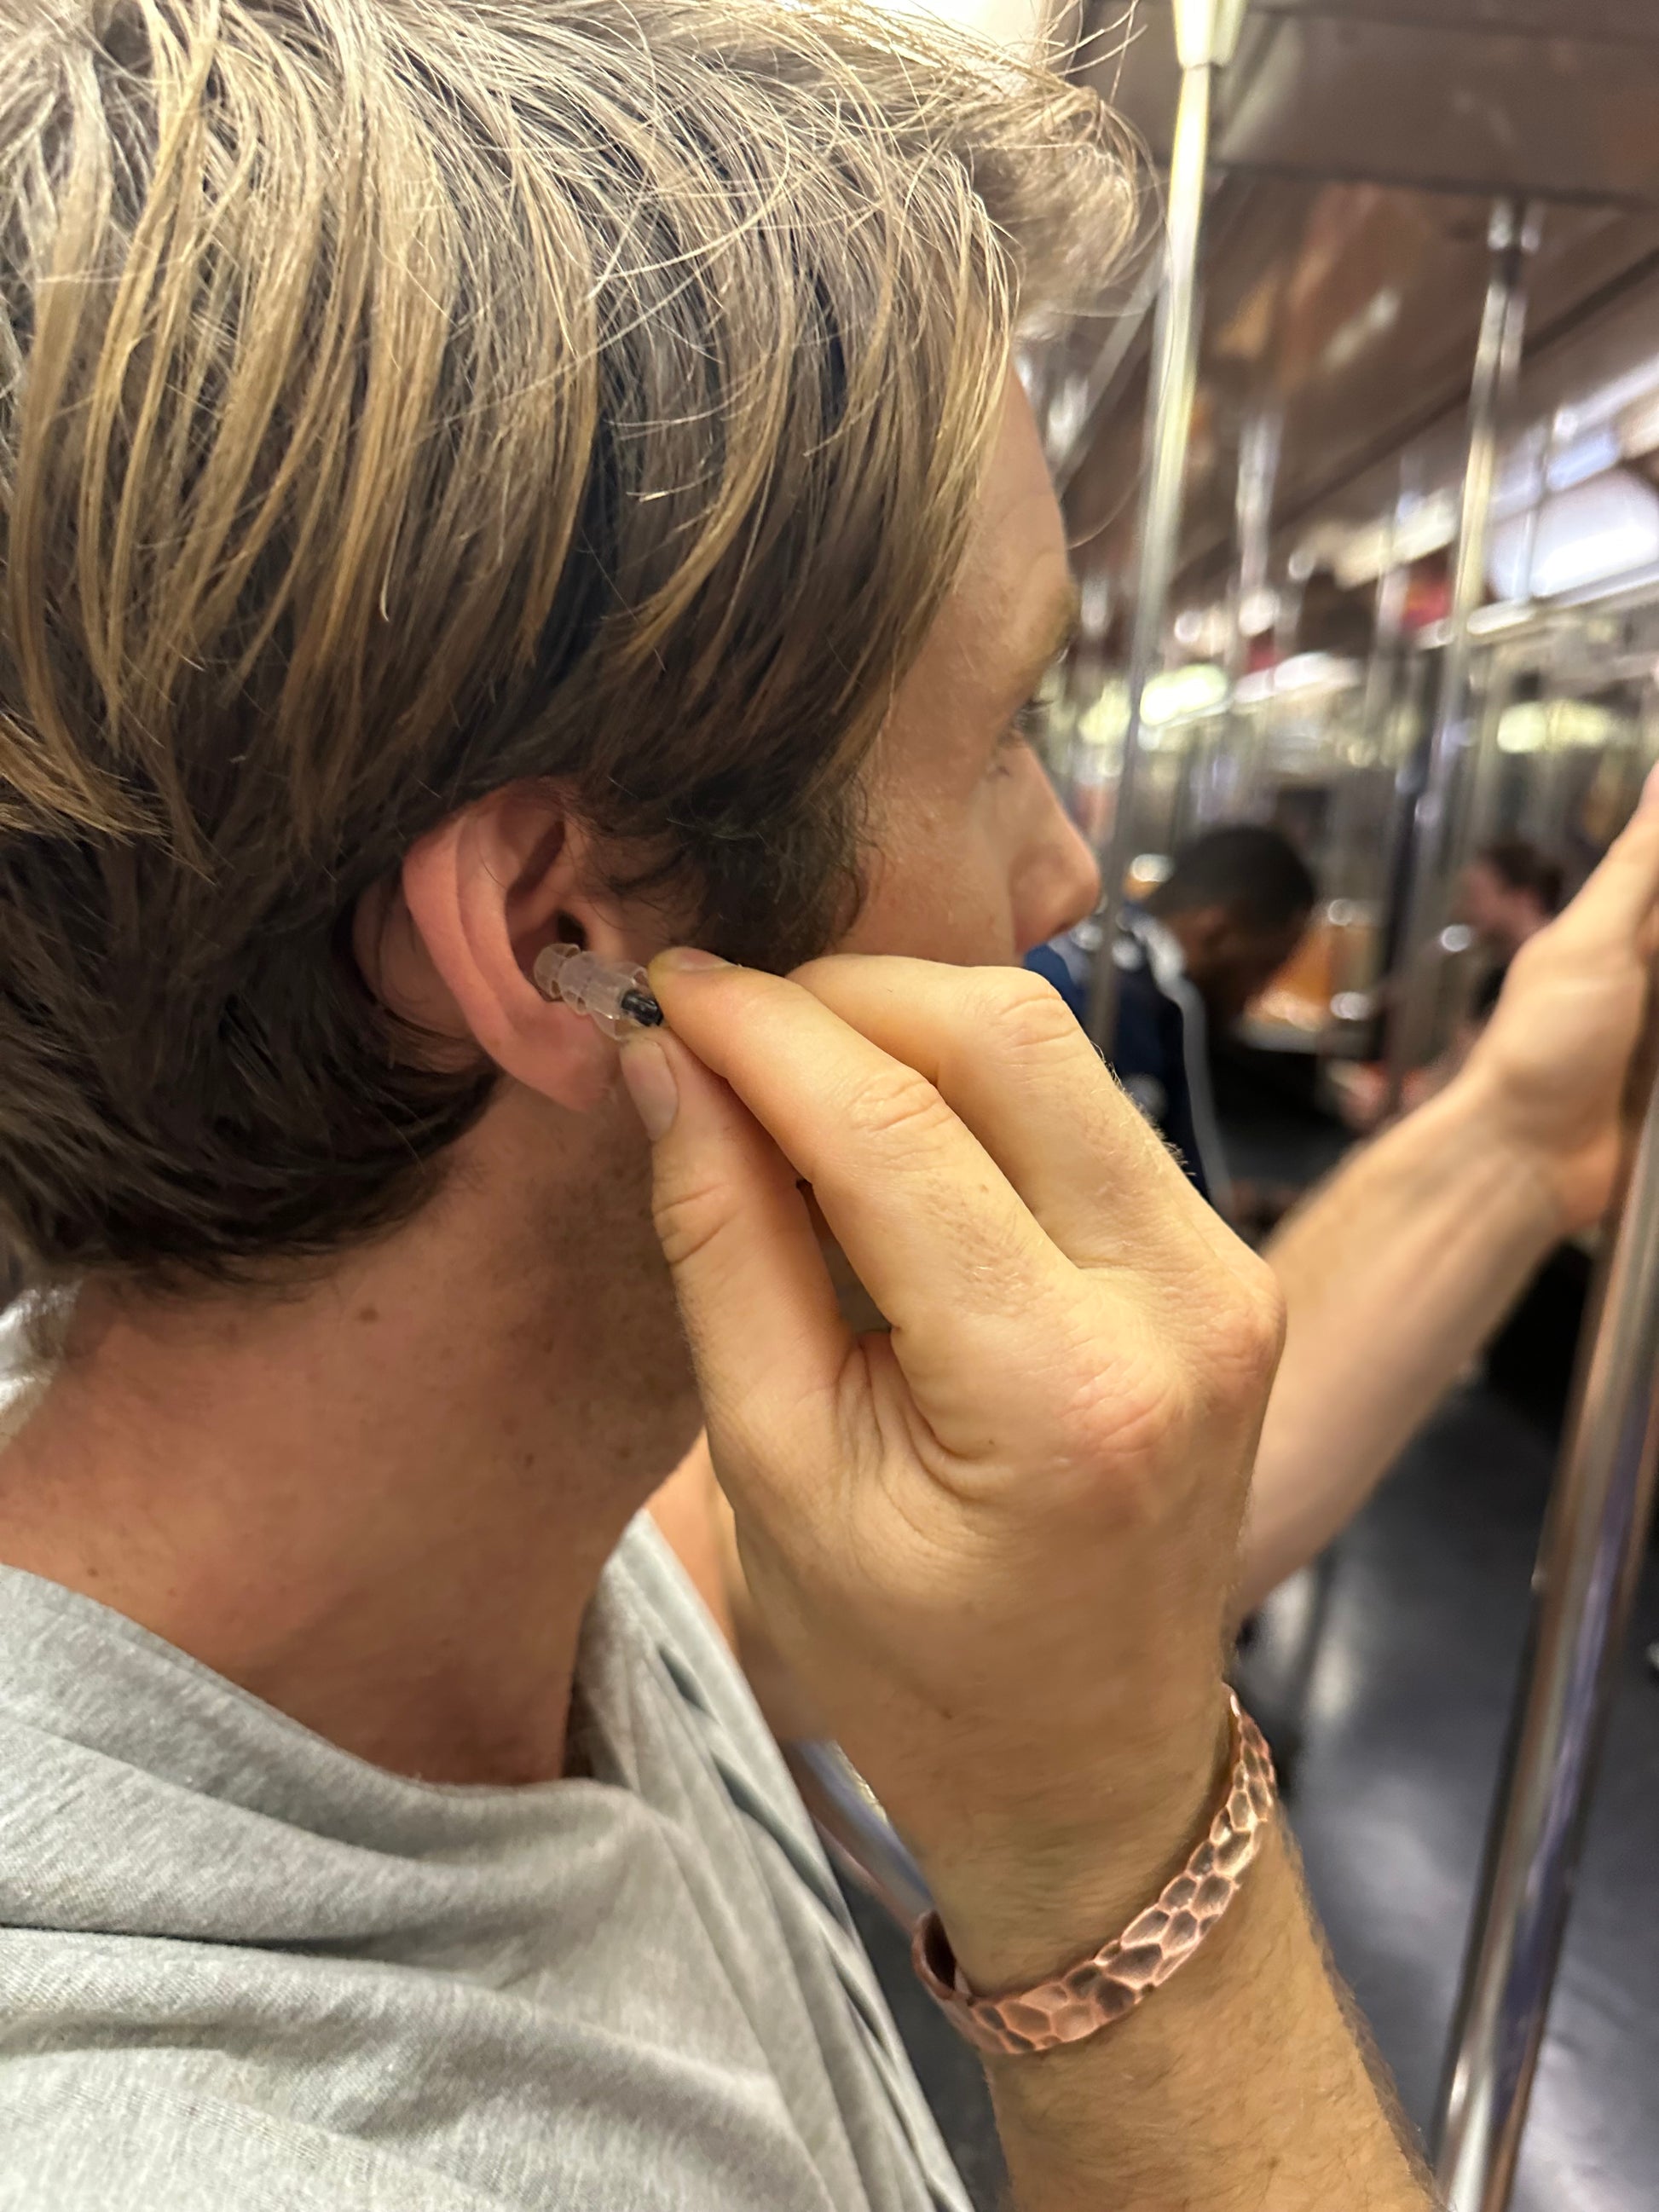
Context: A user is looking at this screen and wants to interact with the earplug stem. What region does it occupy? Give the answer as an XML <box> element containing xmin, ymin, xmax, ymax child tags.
<box><xmin>532</xmin><ymin>944</ymin><xmax>663</xmax><ymax>1040</ymax></box>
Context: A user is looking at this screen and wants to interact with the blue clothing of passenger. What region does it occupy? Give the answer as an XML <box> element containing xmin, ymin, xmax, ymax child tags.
<box><xmin>1026</xmin><ymin>910</ymin><xmax>1233</xmax><ymax>1213</ymax></box>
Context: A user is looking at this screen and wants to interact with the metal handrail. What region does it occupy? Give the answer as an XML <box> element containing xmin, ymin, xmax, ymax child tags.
<box><xmin>1435</xmin><ymin>1000</ymin><xmax>1659</xmax><ymax>2209</ymax></box>
<box><xmin>1383</xmin><ymin>202</ymin><xmax>1540</xmax><ymax>1108</ymax></box>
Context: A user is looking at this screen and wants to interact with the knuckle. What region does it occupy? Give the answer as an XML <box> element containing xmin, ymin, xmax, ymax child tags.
<box><xmin>650</xmin><ymin>1173</ymin><xmax>738</xmax><ymax>1273</ymax></box>
<box><xmin>1206</xmin><ymin>1260</ymin><xmax>1286</xmax><ymax>1397</ymax></box>
<box><xmin>975</xmin><ymin>969</ymin><xmax>1084</xmax><ymax>1061</ymax></box>
<box><xmin>840</xmin><ymin>1062</ymin><xmax>955</xmax><ymax>1146</ymax></box>
<box><xmin>1054</xmin><ymin>1343</ymin><xmax>1190</xmax><ymax>1470</ymax></box>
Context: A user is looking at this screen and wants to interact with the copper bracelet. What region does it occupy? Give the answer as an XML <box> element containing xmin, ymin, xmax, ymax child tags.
<box><xmin>911</xmin><ymin>1690</ymin><xmax>1276</xmax><ymax>2057</ymax></box>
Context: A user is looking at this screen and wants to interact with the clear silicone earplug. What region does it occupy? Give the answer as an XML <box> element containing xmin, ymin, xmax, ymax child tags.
<box><xmin>532</xmin><ymin>943</ymin><xmax>663</xmax><ymax>1041</ymax></box>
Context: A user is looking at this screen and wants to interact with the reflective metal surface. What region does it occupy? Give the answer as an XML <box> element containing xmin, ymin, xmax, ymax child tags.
<box><xmin>1384</xmin><ymin>203</ymin><xmax>1538</xmax><ymax>1104</ymax></box>
<box><xmin>1220</xmin><ymin>14</ymin><xmax>1659</xmax><ymax>206</ymax></box>
<box><xmin>1434</xmin><ymin>1016</ymin><xmax>1659</xmax><ymax>2209</ymax></box>
<box><xmin>1096</xmin><ymin>0</ymin><xmax>1659</xmax><ymax>204</ymax></box>
<box><xmin>1251</xmin><ymin>0</ymin><xmax>1659</xmax><ymax>31</ymax></box>
<box><xmin>1065</xmin><ymin>7</ymin><xmax>1659</xmax><ymax>598</ymax></box>
<box><xmin>1045</xmin><ymin>251</ymin><xmax>1161</xmax><ymax>497</ymax></box>
<box><xmin>1086</xmin><ymin>2</ymin><xmax>1238</xmax><ymax>1051</ymax></box>
<box><xmin>1202</xmin><ymin>404</ymin><xmax>1281</xmax><ymax>827</ymax></box>
<box><xmin>785</xmin><ymin>1740</ymin><xmax>932</xmax><ymax>1928</ymax></box>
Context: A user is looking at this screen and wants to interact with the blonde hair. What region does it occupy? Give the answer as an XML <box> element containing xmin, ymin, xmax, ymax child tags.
<box><xmin>0</xmin><ymin>0</ymin><xmax>1133</xmax><ymax>1279</ymax></box>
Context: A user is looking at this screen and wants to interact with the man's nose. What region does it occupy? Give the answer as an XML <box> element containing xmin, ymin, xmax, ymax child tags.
<box><xmin>1014</xmin><ymin>774</ymin><xmax>1102</xmax><ymax>958</ymax></box>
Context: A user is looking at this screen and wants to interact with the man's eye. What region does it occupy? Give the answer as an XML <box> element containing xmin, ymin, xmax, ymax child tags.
<box><xmin>988</xmin><ymin>700</ymin><xmax>1044</xmax><ymax>777</ymax></box>
<box><xmin>1013</xmin><ymin>696</ymin><xmax>1049</xmax><ymax>743</ymax></box>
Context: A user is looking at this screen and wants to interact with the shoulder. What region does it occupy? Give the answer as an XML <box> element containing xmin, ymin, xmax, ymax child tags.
<box><xmin>606</xmin><ymin>1509</ymin><xmax>807</xmax><ymax>1793</ymax></box>
<box><xmin>0</xmin><ymin>2051</ymin><xmax>772</xmax><ymax>2212</ymax></box>
<box><xmin>1023</xmin><ymin>937</ymin><xmax>1087</xmax><ymax>1019</ymax></box>
<box><xmin>0</xmin><ymin>2061</ymin><xmax>508</xmax><ymax>2212</ymax></box>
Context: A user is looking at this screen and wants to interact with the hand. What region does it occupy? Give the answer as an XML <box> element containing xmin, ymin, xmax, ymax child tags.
<box><xmin>1463</xmin><ymin>782</ymin><xmax>1659</xmax><ymax>1232</ymax></box>
<box><xmin>629</xmin><ymin>952</ymin><xmax>1284</xmax><ymax>1977</ymax></box>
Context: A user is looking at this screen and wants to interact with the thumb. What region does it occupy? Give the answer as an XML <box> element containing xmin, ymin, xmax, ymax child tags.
<box><xmin>618</xmin><ymin>1026</ymin><xmax>850</xmax><ymax>1458</ymax></box>
<box><xmin>1547</xmin><ymin>773</ymin><xmax>1659</xmax><ymax>958</ymax></box>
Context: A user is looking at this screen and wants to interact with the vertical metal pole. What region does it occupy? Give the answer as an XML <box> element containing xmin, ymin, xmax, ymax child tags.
<box><xmin>1639</xmin><ymin>669</ymin><xmax>1659</xmax><ymax>796</ymax></box>
<box><xmin>1257</xmin><ymin>554</ymin><xmax>1308</xmax><ymax>807</ymax></box>
<box><xmin>1086</xmin><ymin>0</ymin><xmax>1246</xmax><ymax>1056</ymax></box>
<box><xmin>1228</xmin><ymin>407</ymin><xmax>1282</xmax><ymax>696</ymax></box>
<box><xmin>1514</xmin><ymin>412</ymin><xmax>1564</xmax><ymax>610</ymax></box>
<box><xmin>1362</xmin><ymin>465</ymin><xmax>1428</xmax><ymax>968</ymax></box>
<box><xmin>1361</xmin><ymin>457</ymin><xmax>1422</xmax><ymax>763</ymax></box>
<box><xmin>1049</xmin><ymin>251</ymin><xmax>1166</xmax><ymax>498</ymax></box>
<box><xmin>1383</xmin><ymin>203</ymin><xmax>1540</xmax><ymax>1108</ymax></box>
<box><xmin>1459</xmin><ymin>422</ymin><xmax>1557</xmax><ymax>859</ymax></box>
<box><xmin>1434</xmin><ymin>1003</ymin><xmax>1659</xmax><ymax>2210</ymax></box>
<box><xmin>1198</xmin><ymin>406</ymin><xmax>1282</xmax><ymax>830</ymax></box>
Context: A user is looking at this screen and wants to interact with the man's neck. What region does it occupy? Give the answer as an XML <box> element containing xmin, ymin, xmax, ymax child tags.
<box><xmin>0</xmin><ymin>1094</ymin><xmax>697</xmax><ymax>1785</ymax></box>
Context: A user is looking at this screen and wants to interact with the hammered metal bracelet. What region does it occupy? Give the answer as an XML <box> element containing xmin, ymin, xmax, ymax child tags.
<box><xmin>911</xmin><ymin>1690</ymin><xmax>1277</xmax><ymax>2056</ymax></box>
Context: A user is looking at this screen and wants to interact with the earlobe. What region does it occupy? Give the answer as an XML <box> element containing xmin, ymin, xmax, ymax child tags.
<box><xmin>391</xmin><ymin>788</ymin><xmax>631</xmax><ymax>1112</ymax></box>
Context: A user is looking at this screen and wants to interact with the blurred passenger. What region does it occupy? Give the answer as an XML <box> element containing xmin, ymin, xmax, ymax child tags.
<box><xmin>1457</xmin><ymin>838</ymin><xmax>1564</xmax><ymax>1021</ymax></box>
<box><xmin>1337</xmin><ymin>837</ymin><xmax>1565</xmax><ymax>1132</ymax></box>
<box><xmin>1027</xmin><ymin>825</ymin><xmax>1315</xmax><ymax>1205</ymax></box>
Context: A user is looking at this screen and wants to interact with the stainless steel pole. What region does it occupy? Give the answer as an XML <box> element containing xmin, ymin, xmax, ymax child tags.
<box><xmin>1085</xmin><ymin>0</ymin><xmax>1247</xmax><ymax>1055</ymax></box>
<box><xmin>1196</xmin><ymin>405</ymin><xmax>1282</xmax><ymax>830</ymax></box>
<box><xmin>1230</xmin><ymin>408</ymin><xmax>1280</xmax><ymax>684</ymax></box>
<box><xmin>1383</xmin><ymin>203</ymin><xmax>1540</xmax><ymax>1108</ymax></box>
<box><xmin>1361</xmin><ymin>457</ymin><xmax>1421</xmax><ymax>764</ymax></box>
<box><xmin>1049</xmin><ymin>251</ymin><xmax>1165</xmax><ymax>499</ymax></box>
<box><xmin>1434</xmin><ymin>1001</ymin><xmax>1659</xmax><ymax>2210</ymax></box>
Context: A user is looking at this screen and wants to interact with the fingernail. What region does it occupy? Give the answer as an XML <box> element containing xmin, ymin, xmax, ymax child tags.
<box><xmin>656</xmin><ymin>946</ymin><xmax>730</xmax><ymax>973</ymax></box>
<box><xmin>619</xmin><ymin>1037</ymin><xmax>679</xmax><ymax>1141</ymax></box>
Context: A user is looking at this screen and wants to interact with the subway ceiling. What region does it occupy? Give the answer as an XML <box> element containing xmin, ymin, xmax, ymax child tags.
<box><xmin>1058</xmin><ymin>0</ymin><xmax>1659</xmax><ymax>598</ymax></box>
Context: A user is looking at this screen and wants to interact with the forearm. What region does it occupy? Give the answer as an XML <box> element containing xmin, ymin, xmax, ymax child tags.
<box><xmin>1242</xmin><ymin>1068</ymin><xmax>1564</xmax><ymax>1614</ymax></box>
<box><xmin>931</xmin><ymin>1797</ymin><xmax>1431</xmax><ymax>2210</ymax></box>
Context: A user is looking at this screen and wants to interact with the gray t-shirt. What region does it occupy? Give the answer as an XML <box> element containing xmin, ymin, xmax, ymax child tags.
<box><xmin>0</xmin><ymin>1515</ymin><xmax>971</xmax><ymax>2212</ymax></box>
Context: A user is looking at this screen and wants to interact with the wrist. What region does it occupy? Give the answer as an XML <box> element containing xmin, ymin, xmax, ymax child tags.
<box><xmin>1421</xmin><ymin>1064</ymin><xmax>1574</xmax><ymax>1242</ymax></box>
<box><xmin>916</xmin><ymin>1697</ymin><xmax>1233</xmax><ymax>1994</ymax></box>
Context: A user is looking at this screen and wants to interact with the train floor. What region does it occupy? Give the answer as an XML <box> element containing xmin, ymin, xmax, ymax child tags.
<box><xmin>845</xmin><ymin>1376</ymin><xmax>1659</xmax><ymax>2211</ymax></box>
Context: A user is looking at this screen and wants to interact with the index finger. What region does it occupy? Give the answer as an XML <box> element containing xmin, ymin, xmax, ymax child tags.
<box><xmin>783</xmin><ymin>951</ymin><xmax>1241</xmax><ymax>1282</ymax></box>
<box><xmin>649</xmin><ymin>953</ymin><xmax>1072</xmax><ymax>1395</ymax></box>
<box><xmin>627</xmin><ymin>1025</ymin><xmax>864</xmax><ymax>1480</ymax></box>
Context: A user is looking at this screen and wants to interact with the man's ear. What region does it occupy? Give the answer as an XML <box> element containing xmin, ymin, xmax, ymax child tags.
<box><xmin>1175</xmin><ymin>903</ymin><xmax>1233</xmax><ymax>966</ymax></box>
<box><xmin>371</xmin><ymin>783</ymin><xmax>638</xmax><ymax>1113</ymax></box>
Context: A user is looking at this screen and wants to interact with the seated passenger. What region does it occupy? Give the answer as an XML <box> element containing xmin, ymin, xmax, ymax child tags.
<box><xmin>3</xmin><ymin>9</ymin><xmax>1659</xmax><ymax>2212</ymax></box>
<box><xmin>1027</xmin><ymin>825</ymin><xmax>1315</xmax><ymax>1204</ymax></box>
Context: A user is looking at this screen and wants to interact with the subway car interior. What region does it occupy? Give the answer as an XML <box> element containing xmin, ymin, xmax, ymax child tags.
<box><xmin>6</xmin><ymin>6</ymin><xmax>1659</xmax><ymax>2212</ymax></box>
<box><xmin>831</xmin><ymin>4</ymin><xmax>1659</xmax><ymax>2209</ymax></box>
